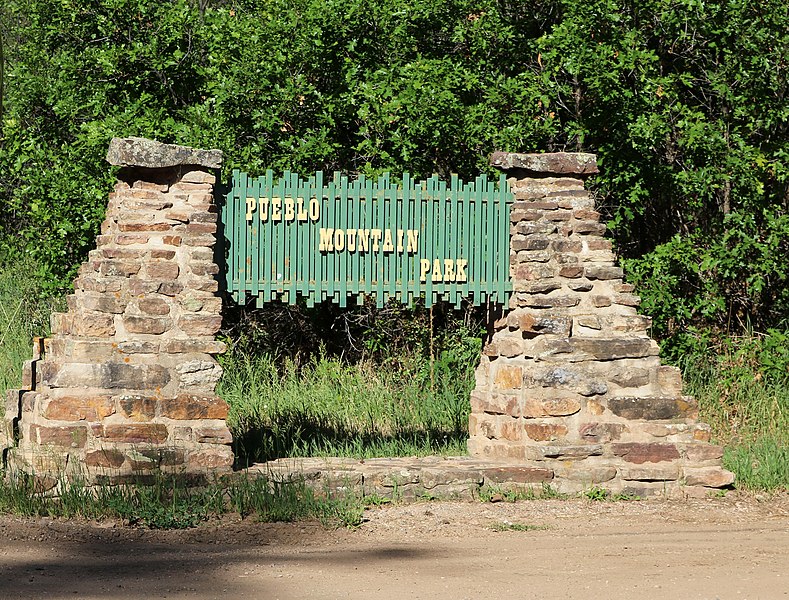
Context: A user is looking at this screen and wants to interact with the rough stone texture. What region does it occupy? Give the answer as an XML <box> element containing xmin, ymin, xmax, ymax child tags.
<box><xmin>4</xmin><ymin>138</ymin><xmax>232</xmax><ymax>487</ymax></box>
<box><xmin>467</xmin><ymin>152</ymin><xmax>734</xmax><ymax>495</ymax></box>
<box><xmin>106</xmin><ymin>137</ymin><xmax>223</xmax><ymax>170</ymax></box>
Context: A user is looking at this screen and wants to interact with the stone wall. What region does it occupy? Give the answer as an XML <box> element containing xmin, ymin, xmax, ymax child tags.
<box><xmin>2</xmin><ymin>138</ymin><xmax>233</xmax><ymax>490</ymax></box>
<box><xmin>468</xmin><ymin>152</ymin><xmax>734</xmax><ymax>497</ymax></box>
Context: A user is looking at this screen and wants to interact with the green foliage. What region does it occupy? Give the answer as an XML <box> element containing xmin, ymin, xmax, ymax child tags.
<box><xmin>0</xmin><ymin>260</ymin><xmax>62</xmax><ymax>408</ymax></box>
<box><xmin>1</xmin><ymin>0</ymin><xmax>786</xmax><ymax>345</ymax></box>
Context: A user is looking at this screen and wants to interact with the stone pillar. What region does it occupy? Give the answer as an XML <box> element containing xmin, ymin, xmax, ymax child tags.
<box><xmin>468</xmin><ymin>152</ymin><xmax>734</xmax><ymax>497</ymax></box>
<box><xmin>3</xmin><ymin>137</ymin><xmax>233</xmax><ymax>490</ymax></box>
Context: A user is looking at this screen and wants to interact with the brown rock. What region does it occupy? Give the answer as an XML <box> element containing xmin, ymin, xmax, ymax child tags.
<box><xmin>146</xmin><ymin>262</ymin><xmax>180</xmax><ymax>280</ymax></box>
<box><xmin>117</xmin><ymin>394</ymin><xmax>157</xmax><ymax>420</ymax></box>
<box><xmin>579</xmin><ymin>422</ymin><xmax>626</xmax><ymax>442</ymax></box>
<box><xmin>195</xmin><ymin>426</ymin><xmax>233</xmax><ymax>444</ymax></box>
<box><xmin>481</xmin><ymin>466</ymin><xmax>554</xmax><ymax>484</ymax></box>
<box><xmin>607</xmin><ymin>396</ymin><xmax>697</xmax><ymax>421</ymax></box>
<box><xmin>493</xmin><ymin>365</ymin><xmax>522</xmax><ymax>390</ymax></box>
<box><xmin>189</xmin><ymin>262</ymin><xmax>220</xmax><ymax>276</ymax></box>
<box><xmin>554</xmin><ymin>465</ymin><xmax>617</xmax><ymax>483</ymax></box>
<box><xmin>558</xmin><ymin>265</ymin><xmax>584</xmax><ymax>278</ymax></box>
<box><xmin>523</xmin><ymin>422</ymin><xmax>567</xmax><ymax>441</ymax></box>
<box><xmin>569</xmin><ymin>338</ymin><xmax>655</xmax><ymax>360</ymax></box>
<box><xmin>123</xmin><ymin>316</ymin><xmax>172</xmax><ymax>335</ymax></box>
<box><xmin>591</xmin><ymin>295</ymin><xmax>612</xmax><ymax>307</ymax></box>
<box><xmin>619</xmin><ymin>465</ymin><xmax>680</xmax><ymax>481</ymax></box>
<box><xmin>683</xmin><ymin>467</ymin><xmax>735</xmax><ymax>488</ymax></box>
<box><xmin>85</xmin><ymin>449</ymin><xmax>126</xmax><ymax>468</ymax></box>
<box><xmin>137</xmin><ymin>297</ymin><xmax>171</xmax><ymax>316</ymax></box>
<box><xmin>491</xmin><ymin>152</ymin><xmax>598</xmax><ymax>175</ymax></box>
<box><xmin>612</xmin><ymin>442</ymin><xmax>681</xmax><ymax>464</ymax></box>
<box><xmin>160</xmin><ymin>393</ymin><xmax>229</xmax><ymax>420</ymax></box>
<box><xmin>518</xmin><ymin>313</ymin><xmax>572</xmax><ymax>336</ymax></box>
<box><xmin>34</xmin><ymin>424</ymin><xmax>88</xmax><ymax>448</ymax></box>
<box><xmin>161</xmin><ymin>339</ymin><xmax>227</xmax><ymax>354</ymax></box>
<box><xmin>541</xmin><ymin>397</ymin><xmax>581</xmax><ymax>416</ymax></box>
<box><xmin>178</xmin><ymin>315</ymin><xmax>222</xmax><ymax>336</ymax></box>
<box><xmin>42</xmin><ymin>395</ymin><xmax>115</xmax><ymax>421</ymax></box>
<box><xmin>101</xmin><ymin>423</ymin><xmax>168</xmax><ymax>444</ymax></box>
<box><xmin>682</xmin><ymin>444</ymin><xmax>724</xmax><ymax>462</ymax></box>
<box><xmin>512</xmin><ymin>236</ymin><xmax>550</xmax><ymax>251</ymax></box>
<box><xmin>188</xmin><ymin>448</ymin><xmax>234</xmax><ymax>470</ymax></box>
<box><xmin>517</xmin><ymin>294</ymin><xmax>580</xmax><ymax>309</ymax></box>
<box><xmin>150</xmin><ymin>249</ymin><xmax>176</xmax><ymax>260</ymax></box>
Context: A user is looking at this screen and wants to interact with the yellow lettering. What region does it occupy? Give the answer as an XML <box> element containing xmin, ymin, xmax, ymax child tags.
<box><xmin>334</xmin><ymin>229</ymin><xmax>345</xmax><ymax>251</ymax></box>
<box><xmin>397</xmin><ymin>229</ymin><xmax>404</xmax><ymax>253</ymax></box>
<box><xmin>371</xmin><ymin>229</ymin><xmax>382</xmax><ymax>251</ymax></box>
<box><xmin>456</xmin><ymin>259</ymin><xmax>468</xmax><ymax>282</ymax></box>
<box><xmin>419</xmin><ymin>259</ymin><xmax>431</xmax><ymax>282</ymax></box>
<box><xmin>271</xmin><ymin>197</ymin><xmax>282</xmax><ymax>221</ymax></box>
<box><xmin>284</xmin><ymin>197</ymin><xmax>295</xmax><ymax>221</ymax></box>
<box><xmin>296</xmin><ymin>197</ymin><xmax>308</xmax><ymax>221</ymax></box>
<box><xmin>444</xmin><ymin>259</ymin><xmax>455</xmax><ymax>282</ymax></box>
<box><xmin>259</xmin><ymin>198</ymin><xmax>269</xmax><ymax>221</ymax></box>
<box><xmin>245</xmin><ymin>197</ymin><xmax>257</xmax><ymax>221</ymax></box>
<box><xmin>319</xmin><ymin>228</ymin><xmax>334</xmax><ymax>252</ymax></box>
<box><xmin>309</xmin><ymin>198</ymin><xmax>320</xmax><ymax>221</ymax></box>
<box><xmin>347</xmin><ymin>229</ymin><xmax>357</xmax><ymax>252</ymax></box>
<box><xmin>357</xmin><ymin>229</ymin><xmax>370</xmax><ymax>252</ymax></box>
<box><xmin>432</xmin><ymin>259</ymin><xmax>443</xmax><ymax>282</ymax></box>
<box><xmin>382</xmin><ymin>229</ymin><xmax>394</xmax><ymax>252</ymax></box>
<box><xmin>407</xmin><ymin>230</ymin><xmax>419</xmax><ymax>253</ymax></box>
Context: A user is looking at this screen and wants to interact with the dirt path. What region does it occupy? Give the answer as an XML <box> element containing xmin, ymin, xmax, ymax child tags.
<box><xmin>1</xmin><ymin>493</ymin><xmax>787</xmax><ymax>600</ymax></box>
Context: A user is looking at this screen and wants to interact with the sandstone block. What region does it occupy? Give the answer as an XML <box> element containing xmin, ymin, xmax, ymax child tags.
<box><xmin>194</xmin><ymin>425</ymin><xmax>233</xmax><ymax>444</ymax></box>
<box><xmin>117</xmin><ymin>394</ymin><xmax>157</xmax><ymax>420</ymax></box>
<box><xmin>123</xmin><ymin>316</ymin><xmax>172</xmax><ymax>335</ymax></box>
<box><xmin>150</xmin><ymin>249</ymin><xmax>176</xmax><ymax>260</ymax></box>
<box><xmin>160</xmin><ymin>393</ymin><xmax>229</xmax><ymax>420</ymax></box>
<box><xmin>579</xmin><ymin>422</ymin><xmax>627</xmax><ymax>442</ymax></box>
<box><xmin>512</xmin><ymin>236</ymin><xmax>550</xmax><ymax>251</ymax></box>
<box><xmin>683</xmin><ymin>467</ymin><xmax>735</xmax><ymax>488</ymax></box>
<box><xmin>161</xmin><ymin>339</ymin><xmax>227</xmax><ymax>354</ymax></box>
<box><xmin>682</xmin><ymin>444</ymin><xmax>724</xmax><ymax>462</ymax></box>
<box><xmin>75</xmin><ymin>312</ymin><xmax>115</xmax><ymax>337</ymax></box>
<box><xmin>137</xmin><ymin>297</ymin><xmax>171</xmax><ymax>316</ymax></box>
<box><xmin>541</xmin><ymin>397</ymin><xmax>582</xmax><ymax>416</ymax></box>
<box><xmin>607</xmin><ymin>396</ymin><xmax>697</xmax><ymax>421</ymax></box>
<box><xmin>517</xmin><ymin>294</ymin><xmax>580</xmax><ymax>309</ymax></box>
<box><xmin>554</xmin><ymin>465</ymin><xmax>617</xmax><ymax>483</ymax></box>
<box><xmin>188</xmin><ymin>447</ymin><xmax>234</xmax><ymax>469</ymax></box>
<box><xmin>493</xmin><ymin>365</ymin><xmax>522</xmax><ymax>390</ymax></box>
<box><xmin>178</xmin><ymin>315</ymin><xmax>222</xmax><ymax>336</ymax></box>
<box><xmin>569</xmin><ymin>338</ymin><xmax>656</xmax><ymax>360</ymax></box>
<box><xmin>525</xmin><ymin>444</ymin><xmax>603</xmax><ymax>460</ymax></box>
<box><xmin>146</xmin><ymin>262</ymin><xmax>180</xmax><ymax>280</ymax></box>
<box><xmin>612</xmin><ymin>442</ymin><xmax>680</xmax><ymax>464</ymax></box>
<box><xmin>85</xmin><ymin>449</ymin><xmax>126</xmax><ymax>468</ymax></box>
<box><xmin>481</xmin><ymin>466</ymin><xmax>554</xmax><ymax>484</ymax></box>
<box><xmin>100</xmin><ymin>260</ymin><xmax>141</xmax><ymax>277</ymax></box>
<box><xmin>524</xmin><ymin>422</ymin><xmax>567</xmax><ymax>441</ymax></box>
<box><xmin>101</xmin><ymin>423</ymin><xmax>168</xmax><ymax>444</ymax></box>
<box><xmin>175</xmin><ymin>360</ymin><xmax>222</xmax><ymax>388</ymax></box>
<box><xmin>42</xmin><ymin>394</ymin><xmax>115</xmax><ymax>421</ymax></box>
<box><xmin>619</xmin><ymin>465</ymin><xmax>680</xmax><ymax>481</ymax></box>
<box><xmin>189</xmin><ymin>262</ymin><xmax>220</xmax><ymax>276</ymax></box>
<box><xmin>34</xmin><ymin>424</ymin><xmax>88</xmax><ymax>448</ymax></box>
<box><xmin>517</xmin><ymin>313</ymin><xmax>572</xmax><ymax>336</ymax></box>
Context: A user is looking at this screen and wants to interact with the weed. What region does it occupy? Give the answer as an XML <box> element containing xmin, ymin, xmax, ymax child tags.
<box><xmin>539</xmin><ymin>482</ymin><xmax>567</xmax><ymax>500</ymax></box>
<box><xmin>490</xmin><ymin>521</ymin><xmax>549</xmax><ymax>532</ymax></box>
<box><xmin>581</xmin><ymin>486</ymin><xmax>609</xmax><ymax>501</ymax></box>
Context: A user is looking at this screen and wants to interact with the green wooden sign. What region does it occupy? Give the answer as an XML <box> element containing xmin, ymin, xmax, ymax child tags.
<box><xmin>221</xmin><ymin>170</ymin><xmax>513</xmax><ymax>308</ymax></box>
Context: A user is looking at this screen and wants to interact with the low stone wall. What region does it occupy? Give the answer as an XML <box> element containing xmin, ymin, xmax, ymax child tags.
<box><xmin>468</xmin><ymin>152</ymin><xmax>734</xmax><ymax>497</ymax></box>
<box><xmin>3</xmin><ymin>138</ymin><xmax>233</xmax><ymax>490</ymax></box>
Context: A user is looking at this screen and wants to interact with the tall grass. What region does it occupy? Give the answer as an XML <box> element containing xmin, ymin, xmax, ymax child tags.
<box><xmin>0</xmin><ymin>472</ymin><xmax>364</xmax><ymax>528</ymax></box>
<box><xmin>682</xmin><ymin>334</ymin><xmax>789</xmax><ymax>492</ymax></box>
<box><xmin>217</xmin><ymin>349</ymin><xmax>475</xmax><ymax>465</ymax></box>
<box><xmin>0</xmin><ymin>261</ymin><xmax>60</xmax><ymax>415</ymax></box>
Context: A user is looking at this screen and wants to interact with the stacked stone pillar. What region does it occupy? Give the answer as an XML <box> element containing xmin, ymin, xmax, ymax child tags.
<box><xmin>469</xmin><ymin>152</ymin><xmax>734</xmax><ymax>497</ymax></box>
<box><xmin>3</xmin><ymin>137</ymin><xmax>233</xmax><ymax>490</ymax></box>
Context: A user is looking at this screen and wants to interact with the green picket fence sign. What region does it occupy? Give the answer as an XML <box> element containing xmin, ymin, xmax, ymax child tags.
<box><xmin>221</xmin><ymin>170</ymin><xmax>513</xmax><ymax>308</ymax></box>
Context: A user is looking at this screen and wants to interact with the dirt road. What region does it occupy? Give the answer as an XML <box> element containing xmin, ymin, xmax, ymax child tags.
<box><xmin>1</xmin><ymin>494</ymin><xmax>787</xmax><ymax>600</ymax></box>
